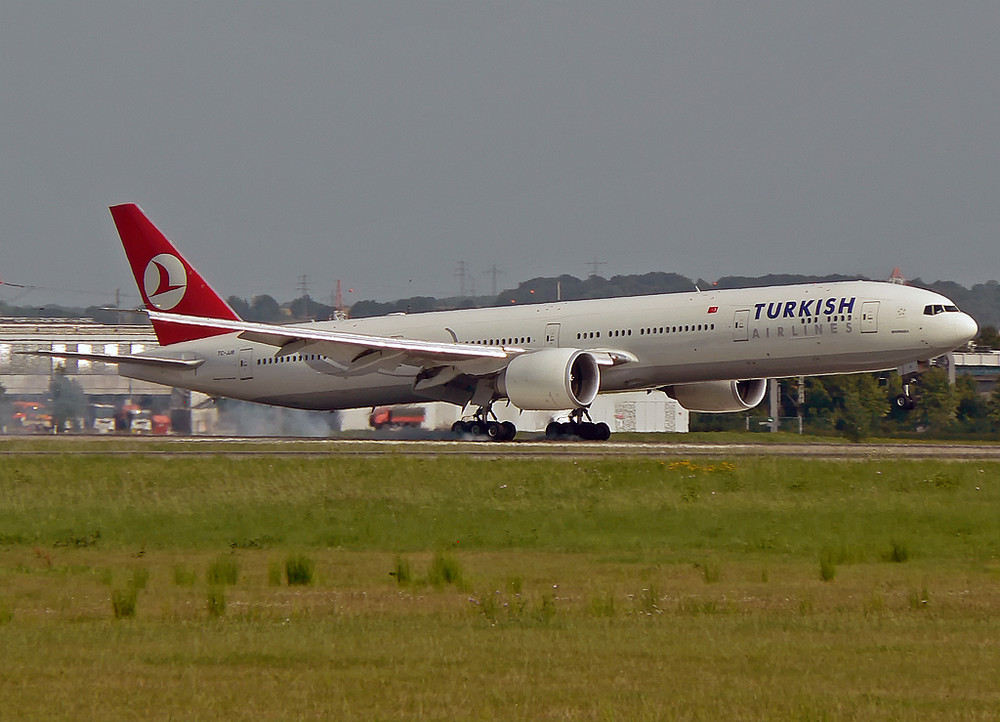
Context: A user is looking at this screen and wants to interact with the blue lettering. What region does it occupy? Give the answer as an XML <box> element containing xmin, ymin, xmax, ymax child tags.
<box><xmin>838</xmin><ymin>297</ymin><xmax>856</xmax><ymax>315</ymax></box>
<box><xmin>783</xmin><ymin>301</ymin><xmax>796</xmax><ymax>318</ymax></box>
<box><xmin>823</xmin><ymin>299</ymin><xmax>836</xmax><ymax>315</ymax></box>
<box><xmin>767</xmin><ymin>302</ymin><xmax>781</xmax><ymax>319</ymax></box>
<box><xmin>798</xmin><ymin>300</ymin><xmax>814</xmax><ymax>317</ymax></box>
<box><xmin>754</xmin><ymin>303</ymin><xmax>766</xmax><ymax>320</ymax></box>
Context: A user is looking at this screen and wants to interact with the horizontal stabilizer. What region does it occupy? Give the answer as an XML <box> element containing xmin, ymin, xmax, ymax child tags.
<box><xmin>19</xmin><ymin>350</ymin><xmax>204</xmax><ymax>370</ymax></box>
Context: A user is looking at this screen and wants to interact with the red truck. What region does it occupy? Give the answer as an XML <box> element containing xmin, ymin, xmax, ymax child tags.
<box><xmin>369</xmin><ymin>406</ymin><xmax>425</xmax><ymax>430</ymax></box>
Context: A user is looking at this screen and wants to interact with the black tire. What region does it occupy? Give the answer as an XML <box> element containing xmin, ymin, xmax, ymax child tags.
<box><xmin>485</xmin><ymin>421</ymin><xmax>501</xmax><ymax>440</ymax></box>
<box><xmin>468</xmin><ymin>421</ymin><xmax>486</xmax><ymax>437</ymax></box>
<box><xmin>451</xmin><ymin>421</ymin><xmax>467</xmax><ymax>434</ymax></box>
<box><xmin>545</xmin><ymin>422</ymin><xmax>561</xmax><ymax>439</ymax></box>
<box><xmin>593</xmin><ymin>422</ymin><xmax>611</xmax><ymax>441</ymax></box>
<box><xmin>499</xmin><ymin>421</ymin><xmax>517</xmax><ymax>442</ymax></box>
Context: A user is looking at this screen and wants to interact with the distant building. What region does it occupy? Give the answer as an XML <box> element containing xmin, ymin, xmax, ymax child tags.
<box><xmin>0</xmin><ymin>318</ymin><xmax>164</xmax><ymax>398</ymax></box>
<box><xmin>951</xmin><ymin>351</ymin><xmax>1000</xmax><ymax>394</ymax></box>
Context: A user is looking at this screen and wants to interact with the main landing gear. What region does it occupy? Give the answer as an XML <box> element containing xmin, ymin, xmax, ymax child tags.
<box><xmin>451</xmin><ymin>404</ymin><xmax>517</xmax><ymax>442</ymax></box>
<box><xmin>545</xmin><ymin>407</ymin><xmax>611</xmax><ymax>441</ymax></box>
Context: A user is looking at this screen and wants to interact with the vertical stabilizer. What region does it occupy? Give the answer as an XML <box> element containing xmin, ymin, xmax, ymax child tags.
<box><xmin>110</xmin><ymin>203</ymin><xmax>241</xmax><ymax>346</ymax></box>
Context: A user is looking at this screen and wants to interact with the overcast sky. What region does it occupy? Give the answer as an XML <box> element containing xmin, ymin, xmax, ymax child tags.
<box><xmin>2</xmin><ymin>2</ymin><xmax>998</xmax><ymax>309</ymax></box>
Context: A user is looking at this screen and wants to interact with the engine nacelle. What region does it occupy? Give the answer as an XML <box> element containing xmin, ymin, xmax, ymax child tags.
<box><xmin>665</xmin><ymin>379</ymin><xmax>767</xmax><ymax>413</ymax></box>
<box><xmin>498</xmin><ymin>348</ymin><xmax>601</xmax><ymax>410</ymax></box>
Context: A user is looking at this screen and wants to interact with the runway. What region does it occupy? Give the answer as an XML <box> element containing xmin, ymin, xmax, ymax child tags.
<box><xmin>4</xmin><ymin>435</ymin><xmax>1000</xmax><ymax>459</ymax></box>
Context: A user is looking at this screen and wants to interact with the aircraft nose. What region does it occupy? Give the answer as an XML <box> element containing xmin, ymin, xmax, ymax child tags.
<box><xmin>956</xmin><ymin>313</ymin><xmax>979</xmax><ymax>344</ymax></box>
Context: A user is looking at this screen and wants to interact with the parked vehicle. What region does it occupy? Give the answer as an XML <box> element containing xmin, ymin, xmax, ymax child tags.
<box><xmin>91</xmin><ymin>403</ymin><xmax>116</xmax><ymax>434</ymax></box>
<box><xmin>12</xmin><ymin>401</ymin><xmax>52</xmax><ymax>432</ymax></box>
<box><xmin>369</xmin><ymin>406</ymin><xmax>425</xmax><ymax>430</ymax></box>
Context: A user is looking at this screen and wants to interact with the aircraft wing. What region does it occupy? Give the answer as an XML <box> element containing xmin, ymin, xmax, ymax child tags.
<box><xmin>147</xmin><ymin>310</ymin><xmax>520</xmax><ymax>374</ymax></box>
<box><xmin>147</xmin><ymin>310</ymin><xmax>634</xmax><ymax>374</ymax></box>
<box><xmin>20</xmin><ymin>349</ymin><xmax>204</xmax><ymax>369</ymax></box>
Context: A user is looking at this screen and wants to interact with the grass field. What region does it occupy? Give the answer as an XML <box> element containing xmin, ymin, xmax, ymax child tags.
<box><xmin>2</xmin><ymin>440</ymin><xmax>999</xmax><ymax>720</ymax></box>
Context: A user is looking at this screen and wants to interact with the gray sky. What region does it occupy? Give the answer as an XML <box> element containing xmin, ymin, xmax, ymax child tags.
<box><xmin>2</xmin><ymin>2</ymin><xmax>998</xmax><ymax>309</ymax></box>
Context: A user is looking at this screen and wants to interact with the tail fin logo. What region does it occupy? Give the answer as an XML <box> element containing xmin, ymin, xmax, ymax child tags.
<box><xmin>143</xmin><ymin>253</ymin><xmax>187</xmax><ymax>310</ymax></box>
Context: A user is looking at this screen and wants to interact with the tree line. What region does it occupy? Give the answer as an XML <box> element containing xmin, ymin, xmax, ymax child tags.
<box><xmin>6</xmin><ymin>272</ymin><xmax>1000</xmax><ymax>329</ymax></box>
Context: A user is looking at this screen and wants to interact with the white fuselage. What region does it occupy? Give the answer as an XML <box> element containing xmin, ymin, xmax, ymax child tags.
<box><xmin>120</xmin><ymin>280</ymin><xmax>977</xmax><ymax>411</ymax></box>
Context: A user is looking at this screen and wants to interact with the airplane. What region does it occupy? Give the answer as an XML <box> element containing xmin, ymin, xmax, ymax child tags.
<box><xmin>32</xmin><ymin>204</ymin><xmax>979</xmax><ymax>441</ymax></box>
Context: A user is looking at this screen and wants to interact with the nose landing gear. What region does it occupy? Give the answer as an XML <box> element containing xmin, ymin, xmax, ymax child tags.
<box><xmin>893</xmin><ymin>382</ymin><xmax>917</xmax><ymax>411</ymax></box>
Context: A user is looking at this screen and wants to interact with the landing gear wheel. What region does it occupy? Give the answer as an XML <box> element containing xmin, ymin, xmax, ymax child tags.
<box><xmin>499</xmin><ymin>421</ymin><xmax>517</xmax><ymax>442</ymax></box>
<box><xmin>544</xmin><ymin>416</ymin><xmax>612</xmax><ymax>441</ymax></box>
<box><xmin>456</xmin><ymin>401</ymin><xmax>519</xmax><ymax>441</ymax></box>
<box><xmin>893</xmin><ymin>394</ymin><xmax>916</xmax><ymax>411</ymax></box>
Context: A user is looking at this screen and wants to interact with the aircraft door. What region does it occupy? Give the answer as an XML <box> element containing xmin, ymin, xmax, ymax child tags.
<box><xmin>861</xmin><ymin>302</ymin><xmax>879</xmax><ymax>333</ymax></box>
<box><xmin>239</xmin><ymin>347</ymin><xmax>254</xmax><ymax>380</ymax></box>
<box><xmin>544</xmin><ymin>323</ymin><xmax>560</xmax><ymax>347</ymax></box>
<box><xmin>733</xmin><ymin>310</ymin><xmax>750</xmax><ymax>342</ymax></box>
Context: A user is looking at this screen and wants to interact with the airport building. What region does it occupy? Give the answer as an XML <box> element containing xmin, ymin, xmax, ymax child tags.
<box><xmin>0</xmin><ymin>318</ymin><xmax>162</xmax><ymax>397</ymax></box>
<box><xmin>948</xmin><ymin>351</ymin><xmax>1000</xmax><ymax>394</ymax></box>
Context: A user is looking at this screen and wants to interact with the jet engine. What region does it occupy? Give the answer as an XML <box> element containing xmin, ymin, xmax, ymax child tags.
<box><xmin>497</xmin><ymin>348</ymin><xmax>600</xmax><ymax>410</ymax></box>
<box><xmin>665</xmin><ymin>379</ymin><xmax>767</xmax><ymax>413</ymax></box>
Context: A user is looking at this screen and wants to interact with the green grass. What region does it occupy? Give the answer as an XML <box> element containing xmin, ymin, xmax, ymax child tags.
<box><xmin>2</xmin><ymin>445</ymin><xmax>1000</xmax><ymax>719</ymax></box>
<box><xmin>206</xmin><ymin>554</ymin><xmax>239</xmax><ymax>585</ymax></box>
<box><xmin>1</xmin><ymin>453</ymin><xmax>998</xmax><ymax>561</ymax></box>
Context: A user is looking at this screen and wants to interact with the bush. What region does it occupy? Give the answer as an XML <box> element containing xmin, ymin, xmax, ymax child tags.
<box><xmin>285</xmin><ymin>555</ymin><xmax>315</xmax><ymax>586</ymax></box>
<box><xmin>391</xmin><ymin>555</ymin><xmax>411</xmax><ymax>585</ymax></box>
<box><xmin>111</xmin><ymin>587</ymin><xmax>137</xmax><ymax>619</ymax></box>
<box><xmin>428</xmin><ymin>552</ymin><xmax>462</xmax><ymax>588</ymax></box>
<box><xmin>888</xmin><ymin>540</ymin><xmax>910</xmax><ymax>563</ymax></box>
<box><xmin>207</xmin><ymin>554</ymin><xmax>240</xmax><ymax>586</ymax></box>
<box><xmin>819</xmin><ymin>549</ymin><xmax>837</xmax><ymax>582</ymax></box>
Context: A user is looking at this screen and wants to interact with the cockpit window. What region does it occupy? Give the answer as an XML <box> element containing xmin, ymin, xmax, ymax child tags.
<box><xmin>923</xmin><ymin>304</ymin><xmax>961</xmax><ymax>316</ymax></box>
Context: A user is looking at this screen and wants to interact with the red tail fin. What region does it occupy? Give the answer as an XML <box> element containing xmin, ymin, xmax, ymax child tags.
<box><xmin>110</xmin><ymin>204</ymin><xmax>241</xmax><ymax>346</ymax></box>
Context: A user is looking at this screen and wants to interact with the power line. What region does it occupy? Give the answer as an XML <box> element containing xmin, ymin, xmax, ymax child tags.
<box><xmin>483</xmin><ymin>264</ymin><xmax>504</xmax><ymax>296</ymax></box>
<box><xmin>586</xmin><ymin>258</ymin><xmax>607</xmax><ymax>277</ymax></box>
<box><xmin>454</xmin><ymin>261</ymin><xmax>470</xmax><ymax>297</ymax></box>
